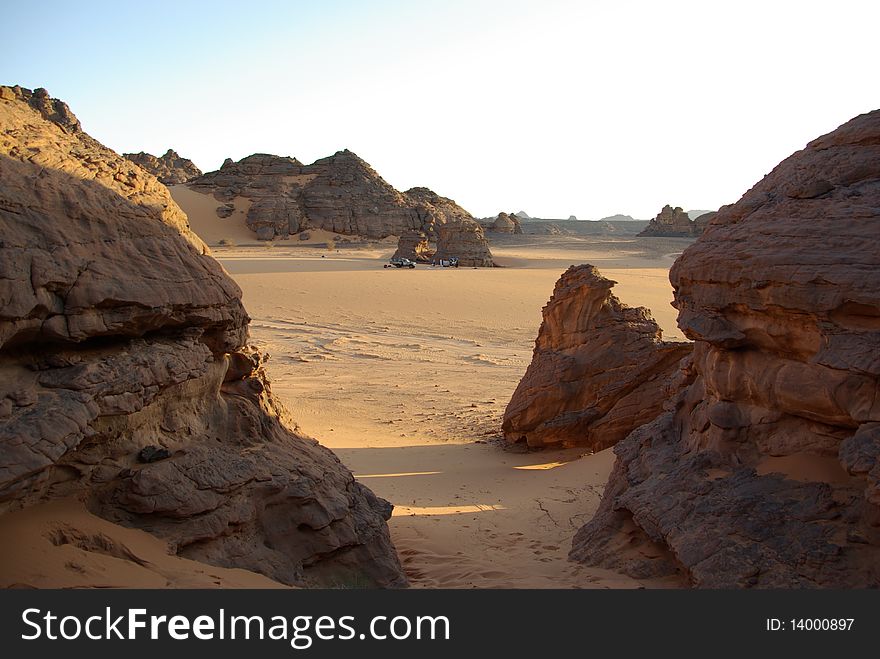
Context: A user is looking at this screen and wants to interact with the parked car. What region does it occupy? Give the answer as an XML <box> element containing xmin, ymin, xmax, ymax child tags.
<box><xmin>384</xmin><ymin>257</ymin><xmax>416</xmax><ymax>268</ymax></box>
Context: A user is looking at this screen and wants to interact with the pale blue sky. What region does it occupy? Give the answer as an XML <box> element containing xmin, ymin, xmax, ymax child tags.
<box><xmin>2</xmin><ymin>0</ymin><xmax>878</xmax><ymax>219</ymax></box>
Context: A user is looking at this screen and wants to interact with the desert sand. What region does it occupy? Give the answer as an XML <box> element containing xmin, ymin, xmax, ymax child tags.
<box><xmin>211</xmin><ymin>233</ymin><xmax>692</xmax><ymax>588</ymax></box>
<box><xmin>0</xmin><ymin>499</ymin><xmax>287</xmax><ymax>589</ymax></box>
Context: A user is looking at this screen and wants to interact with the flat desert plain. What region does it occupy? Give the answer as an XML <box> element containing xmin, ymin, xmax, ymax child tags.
<box><xmin>211</xmin><ymin>233</ymin><xmax>692</xmax><ymax>588</ymax></box>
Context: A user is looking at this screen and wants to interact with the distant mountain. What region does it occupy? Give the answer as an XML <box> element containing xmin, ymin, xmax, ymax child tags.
<box><xmin>515</xmin><ymin>211</ymin><xmax>531</xmax><ymax>219</ymax></box>
<box><xmin>599</xmin><ymin>213</ymin><xmax>640</xmax><ymax>222</ymax></box>
<box><xmin>687</xmin><ymin>209</ymin><xmax>714</xmax><ymax>220</ymax></box>
<box><xmin>567</xmin><ymin>215</ymin><xmax>578</xmax><ymax>221</ymax></box>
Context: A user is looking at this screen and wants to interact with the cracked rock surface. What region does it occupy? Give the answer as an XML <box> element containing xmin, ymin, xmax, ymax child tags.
<box><xmin>503</xmin><ymin>265</ymin><xmax>691</xmax><ymax>449</ymax></box>
<box><xmin>571</xmin><ymin>110</ymin><xmax>880</xmax><ymax>587</ymax></box>
<box><xmin>0</xmin><ymin>85</ymin><xmax>406</xmax><ymax>588</ymax></box>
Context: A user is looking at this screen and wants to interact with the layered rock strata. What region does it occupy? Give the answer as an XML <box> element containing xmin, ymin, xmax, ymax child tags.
<box><xmin>502</xmin><ymin>265</ymin><xmax>691</xmax><ymax>449</ymax></box>
<box><xmin>0</xmin><ymin>85</ymin><xmax>407</xmax><ymax>588</ymax></box>
<box><xmin>571</xmin><ymin>110</ymin><xmax>880</xmax><ymax>587</ymax></box>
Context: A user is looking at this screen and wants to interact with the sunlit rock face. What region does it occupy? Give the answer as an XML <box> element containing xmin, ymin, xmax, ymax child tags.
<box><xmin>0</xmin><ymin>85</ymin><xmax>407</xmax><ymax>588</ymax></box>
<box><xmin>572</xmin><ymin>109</ymin><xmax>880</xmax><ymax>588</ymax></box>
<box><xmin>502</xmin><ymin>265</ymin><xmax>691</xmax><ymax>450</ymax></box>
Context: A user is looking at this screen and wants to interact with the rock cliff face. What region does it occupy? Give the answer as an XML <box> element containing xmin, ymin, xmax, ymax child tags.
<box><xmin>638</xmin><ymin>204</ymin><xmax>700</xmax><ymax>237</ymax></box>
<box><xmin>502</xmin><ymin>266</ymin><xmax>691</xmax><ymax>449</ymax></box>
<box><xmin>571</xmin><ymin>110</ymin><xmax>880</xmax><ymax>587</ymax></box>
<box><xmin>0</xmin><ymin>86</ymin><xmax>406</xmax><ymax>588</ymax></box>
<box><xmin>124</xmin><ymin>149</ymin><xmax>202</xmax><ymax>184</ymax></box>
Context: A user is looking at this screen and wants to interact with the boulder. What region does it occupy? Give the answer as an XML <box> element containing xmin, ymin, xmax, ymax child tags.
<box><xmin>571</xmin><ymin>109</ymin><xmax>880</xmax><ymax>587</ymax></box>
<box><xmin>0</xmin><ymin>85</ymin><xmax>407</xmax><ymax>588</ymax></box>
<box><xmin>503</xmin><ymin>265</ymin><xmax>691</xmax><ymax>449</ymax></box>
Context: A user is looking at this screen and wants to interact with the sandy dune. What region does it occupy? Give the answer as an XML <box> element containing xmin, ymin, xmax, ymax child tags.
<box><xmin>216</xmin><ymin>234</ymin><xmax>692</xmax><ymax>588</ymax></box>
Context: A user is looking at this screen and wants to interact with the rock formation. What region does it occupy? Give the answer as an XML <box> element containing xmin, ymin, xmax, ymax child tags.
<box><xmin>0</xmin><ymin>85</ymin><xmax>406</xmax><ymax>588</ymax></box>
<box><xmin>571</xmin><ymin>109</ymin><xmax>880</xmax><ymax>587</ymax></box>
<box><xmin>404</xmin><ymin>186</ymin><xmax>475</xmax><ymax>235</ymax></box>
<box><xmin>638</xmin><ymin>204</ymin><xmax>700</xmax><ymax>237</ymax></box>
<box><xmin>184</xmin><ymin>152</ymin><xmax>493</xmax><ymax>262</ymax></box>
<box><xmin>502</xmin><ymin>265</ymin><xmax>691</xmax><ymax>449</ymax></box>
<box><xmin>486</xmin><ymin>212</ymin><xmax>523</xmax><ymax>234</ymax></box>
<box><xmin>433</xmin><ymin>219</ymin><xmax>496</xmax><ymax>267</ymax></box>
<box><xmin>392</xmin><ymin>230</ymin><xmax>434</xmax><ymax>262</ymax></box>
<box><xmin>124</xmin><ymin>149</ymin><xmax>202</xmax><ymax>184</ymax></box>
<box><xmin>692</xmin><ymin>210</ymin><xmax>717</xmax><ymax>232</ymax></box>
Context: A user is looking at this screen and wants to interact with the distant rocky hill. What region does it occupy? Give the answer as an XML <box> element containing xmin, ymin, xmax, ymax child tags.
<box><xmin>124</xmin><ymin>149</ymin><xmax>202</xmax><ymax>184</ymax></box>
<box><xmin>638</xmin><ymin>204</ymin><xmax>702</xmax><ymax>237</ymax></box>
<box><xmin>481</xmin><ymin>212</ymin><xmax>523</xmax><ymax>234</ymax></box>
<box><xmin>599</xmin><ymin>213</ymin><xmax>640</xmax><ymax>222</ymax></box>
<box><xmin>183</xmin><ymin>151</ymin><xmax>496</xmax><ymax>265</ymax></box>
<box><xmin>0</xmin><ymin>85</ymin><xmax>407</xmax><ymax>587</ymax></box>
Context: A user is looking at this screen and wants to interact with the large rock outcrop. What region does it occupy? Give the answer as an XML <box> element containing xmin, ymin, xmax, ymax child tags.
<box><xmin>571</xmin><ymin>110</ymin><xmax>880</xmax><ymax>587</ymax></box>
<box><xmin>433</xmin><ymin>218</ymin><xmax>496</xmax><ymax>268</ymax></box>
<box><xmin>0</xmin><ymin>85</ymin><xmax>406</xmax><ymax>588</ymax></box>
<box><xmin>486</xmin><ymin>212</ymin><xmax>523</xmax><ymax>234</ymax></box>
<box><xmin>392</xmin><ymin>230</ymin><xmax>434</xmax><ymax>263</ymax></box>
<box><xmin>184</xmin><ymin>153</ymin><xmax>494</xmax><ymax>262</ymax></box>
<box><xmin>502</xmin><ymin>265</ymin><xmax>691</xmax><ymax>449</ymax></box>
<box><xmin>124</xmin><ymin>149</ymin><xmax>202</xmax><ymax>184</ymax></box>
<box><xmin>638</xmin><ymin>204</ymin><xmax>700</xmax><ymax>237</ymax></box>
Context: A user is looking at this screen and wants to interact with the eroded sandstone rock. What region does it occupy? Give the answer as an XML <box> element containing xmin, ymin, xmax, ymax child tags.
<box><xmin>571</xmin><ymin>109</ymin><xmax>880</xmax><ymax>587</ymax></box>
<box><xmin>0</xmin><ymin>86</ymin><xmax>406</xmax><ymax>588</ymax></box>
<box><xmin>638</xmin><ymin>204</ymin><xmax>700</xmax><ymax>237</ymax></box>
<box><xmin>502</xmin><ymin>265</ymin><xmax>691</xmax><ymax>449</ymax></box>
<box><xmin>487</xmin><ymin>212</ymin><xmax>523</xmax><ymax>234</ymax></box>
<box><xmin>124</xmin><ymin>149</ymin><xmax>203</xmax><ymax>184</ymax></box>
<box><xmin>185</xmin><ymin>152</ymin><xmax>496</xmax><ymax>265</ymax></box>
<box><xmin>392</xmin><ymin>230</ymin><xmax>434</xmax><ymax>263</ymax></box>
<box><xmin>433</xmin><ymin>219</ymin><xmax>495</xmax><ymax>268</ymax></box>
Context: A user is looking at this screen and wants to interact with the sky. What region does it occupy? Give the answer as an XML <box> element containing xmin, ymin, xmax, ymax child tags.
<box><xmin>2</xmin><ymin>0</ymin><xmax>878</xmax><ymax>220</ymax></box>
